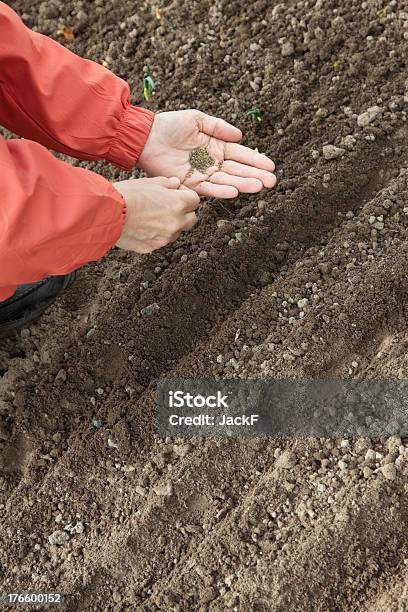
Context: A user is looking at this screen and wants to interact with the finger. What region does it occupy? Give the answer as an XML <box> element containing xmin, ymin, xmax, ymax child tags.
<box><xmin>209</xmin><ymin>172</ymin><xmax>263</xmax><ymax>194</ymax></box>
<box><xmin>198</xmin><ymin>112</ymin><xmax>242</xmax><ymax>142</ymax></box>
<box><xmin>164</xmin><ymin>232</ymin><xmax>182</xmax><ymax>244</ymax></box>
<box><xmin>143</xmin><ymin>236</ymin><xmax>177</xmax><ymax>252</ymax></box>
<box><xmin>224</xmin><ymin>143</ymin><xmax>275</xmax><ymax>172</ymax></box>
<box><xmin>196</xmin><ymin>182</ymin><xmax>239</xmax><ymax>199</ymax></box>
<box><xmin>125</xmin><ymin>240</ymin><xmax>155</xmax><ymax>254</ymax></box>
<box><xmin>181</xmin><ymin>212</ymin><xmax>198</xmax><ymax>231</ymax></box>
<box><xmin>178</xmin><ymin>187</ymin><xmax>200</xmax><ymax>211</ymax></box>
<box><xmin>222</xmin><ymin>160</ymin><xmax>277</xmax><ymax>188</ymax></box>
<box><xmin>151</xmin><ymin>176</ymin><xmax>181</xmax><ymax>189</ymax></box>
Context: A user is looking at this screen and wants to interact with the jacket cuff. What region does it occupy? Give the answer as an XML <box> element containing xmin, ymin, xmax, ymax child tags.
<box><xmin>106</xmin><ymin>105</ymin><xmax>154</xmax><ymax>171</ymax></box>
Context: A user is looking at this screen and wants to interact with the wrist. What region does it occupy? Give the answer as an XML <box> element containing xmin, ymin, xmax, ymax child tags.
<box><xmin>137</xmin><ymin>111</ymin><xmax>162</xmax><ymax>171</ymax></box>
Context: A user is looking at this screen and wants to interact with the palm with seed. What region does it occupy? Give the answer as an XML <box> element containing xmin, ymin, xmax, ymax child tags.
<box><xmin>138</xmin><ymin>110</ymin><xmax>276</xmax><ymax>199</ymax></box>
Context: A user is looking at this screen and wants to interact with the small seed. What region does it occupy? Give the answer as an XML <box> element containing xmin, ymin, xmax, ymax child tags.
<box><xmin>188</xmin><ymin>148</ymin><xmax>216</xmax><ymax>174</ymax></box>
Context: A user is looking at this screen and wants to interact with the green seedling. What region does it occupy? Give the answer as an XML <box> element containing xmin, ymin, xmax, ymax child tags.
<box><xmin>245</xmin><ymin>108</ymin><xmax>262</xmax><ymax>122</ymax></box>
<box><xmin>143</xmin><ymin>65</ymin><xmax>156</xmax><ymax>100</ymax></box>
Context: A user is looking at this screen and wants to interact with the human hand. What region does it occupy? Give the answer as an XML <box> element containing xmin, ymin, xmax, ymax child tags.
<box><xmin>114</xmin><ymin>176</ymin><xmax>199</xmax><ymax>253</ymax></box>
<box><xmin>138</xmin><ymin>110</ymin><xmax>276</xmax><ymax>199</ymax></box>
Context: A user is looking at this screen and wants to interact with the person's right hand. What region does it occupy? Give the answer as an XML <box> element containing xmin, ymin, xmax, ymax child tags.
<box><xmin>113</xmin><ymin>176</ymin><xmax>199</xmax><ymax>253</ymax></box>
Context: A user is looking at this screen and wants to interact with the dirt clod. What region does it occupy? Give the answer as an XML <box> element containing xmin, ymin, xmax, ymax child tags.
<box><xmin>275</xmin><ymin>450</ymin><xmax>297</xmax><ymax>469</ymax></box>
<box><xmin>357</xmin><ymin>106</ymin><xmax>382</xmax><ymax>127</ymax></box>
<box><xmin>140</xmin><ymin>302</ymin><xmax>160</xmax><ymax>316</ymax></box>
<box><xmin>153</xmin><ymin>482</ymin><xmax>173</xmax><ymax>497</ymax></box>
<box><xmin>381</xmin><ymin>463</ymin><xmax>397</xmax><ymax>481</ymax></box>
<box><xmin>322</xmin><ymin>145</ymin><xmax>346</xmax><ymax>160</ymax></box>
<box><xmin>48</xmin><ymin>530</ymin><xmax>69</xmax><ymax>546</ymax></box>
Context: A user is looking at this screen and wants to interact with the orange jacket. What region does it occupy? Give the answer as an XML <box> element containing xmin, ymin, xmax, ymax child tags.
<box><xmin>0</xmin><ymin>2</ymin><xmax>154</xmax><ymax>301</ymax></box>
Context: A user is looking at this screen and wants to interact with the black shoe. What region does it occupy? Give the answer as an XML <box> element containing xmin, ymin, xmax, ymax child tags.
<box><xmin>0</xmin><ymin>272</ymin><xmax>76</xmax><ymax>337</ymax></box>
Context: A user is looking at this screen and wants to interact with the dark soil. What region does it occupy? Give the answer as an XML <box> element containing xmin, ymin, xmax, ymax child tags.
<box><xmin>2</xmin><ymin>0</ymin><xmax>408</xmax><ymax>610</ymax></box>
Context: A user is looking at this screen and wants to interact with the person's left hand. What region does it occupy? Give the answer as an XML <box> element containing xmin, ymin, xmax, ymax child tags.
<box><xmin>137</xmin><ymin>110</ymin><xmax>276</xmax><ymax>199</ymax></box>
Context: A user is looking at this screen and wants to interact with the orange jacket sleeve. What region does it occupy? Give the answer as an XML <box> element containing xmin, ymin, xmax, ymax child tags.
<box><xmin>0</xmin><ymin>136</ymin><xmax>126</xmax><ymax>302</ymax></box>
<box><xmin>0</xmin><ymin>2</ymin><xmax>154</xmax><ymax>301</ymax></box>
<box><xmin>0</xmin><ymin>2</ymin><xmax>154</xmax><ymax>169</ymax></box>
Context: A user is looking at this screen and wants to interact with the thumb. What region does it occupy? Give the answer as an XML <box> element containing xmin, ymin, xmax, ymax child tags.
<box><xmin>198</xmin><ymin>112</ymin><xmax>242</xmax><ymax>142</ymax></box>
<box><xmin>152</xmin><ymin>176</ymin><xmax>181</xmax><ymax>189</ymax></box>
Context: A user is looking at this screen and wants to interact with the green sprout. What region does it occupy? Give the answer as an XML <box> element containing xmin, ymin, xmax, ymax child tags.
<box><xmin>143</xmin><ymin>65</ymin><xmax>156</xmax><ymax>100</ymax></box>
<box><xmin>245</xmin><ymin>108</ymin><xmax>262</xmax><ymax>122</ymax></box>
